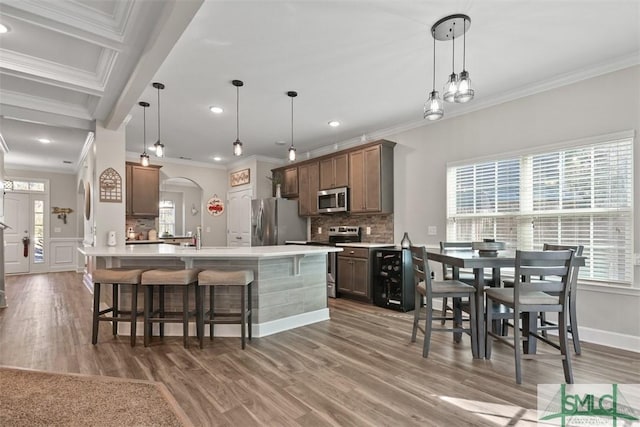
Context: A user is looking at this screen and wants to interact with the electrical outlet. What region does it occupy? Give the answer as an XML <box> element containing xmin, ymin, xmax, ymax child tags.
<box><xmin>317</xmin><ymin>227</ymin><xmax>322</xmax><ymax>234</ymax></box>
<box><xmin>366</xmin><ymin>226</ymin><xmax>371</xmax><ymax>235</ymax></box>
<box><xmin>428</xmin><ymin>226</ymin><xmax>437</xmax><ymax>235</ymax></box>
<box><xmin>54</xmin><ymin>227</ymin><xmax>61</xmax><ymax>233</ymax></box>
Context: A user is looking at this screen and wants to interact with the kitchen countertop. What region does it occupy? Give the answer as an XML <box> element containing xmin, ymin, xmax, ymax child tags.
<box><xmin>79</xmin><ymin>243</ymin><xmax>342</xmax><ymax>259</ymax></box>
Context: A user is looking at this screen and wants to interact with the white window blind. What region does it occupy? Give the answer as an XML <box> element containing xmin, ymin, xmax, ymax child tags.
<box><xmin>447</xmin><ymin>136</ymin><xmax>634</xmax><ymax>285</ymax></box>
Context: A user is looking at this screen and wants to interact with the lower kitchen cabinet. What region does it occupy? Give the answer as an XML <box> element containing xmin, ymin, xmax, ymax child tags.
<box><xmin>337</xmin><ymin>246</ymin><xmax>372</xmax><ymax>301</ymax></box>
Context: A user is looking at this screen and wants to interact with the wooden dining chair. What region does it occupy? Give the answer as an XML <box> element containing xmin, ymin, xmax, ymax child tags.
<box><xmin>410</xmin><ymin>245</ymin><xmax>477</xmax><ymax>358</ymax></box>
<box><xmin>485</xmin><ymin>249</ymin><xmax>575</xmax><ymax>384</ymax></box>
<box><xmin>439</xmin><ymin>241</ymin><xmax>475</xmax><ymax>325</ymax></box>
<box><xmin>502</xmin><ymin>243</ymin><xmax>584</xmax><ymax>354</ymax></box>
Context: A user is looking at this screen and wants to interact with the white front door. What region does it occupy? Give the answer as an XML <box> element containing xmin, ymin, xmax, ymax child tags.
<box><xmin>227</xmin><ymin>188</ymin><xmax>252</xmax><ymax>247</ymax></box>
<box><xmin>4</xmin><ymin>193</ymin><xmax>30</xmax><ymax>274</ymax></box>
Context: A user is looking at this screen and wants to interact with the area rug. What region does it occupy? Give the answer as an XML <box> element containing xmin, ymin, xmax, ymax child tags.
<box><xmin>0</xmin><ymin>366</ymin><xmax>193</xmax><ymax>426</ymax></box>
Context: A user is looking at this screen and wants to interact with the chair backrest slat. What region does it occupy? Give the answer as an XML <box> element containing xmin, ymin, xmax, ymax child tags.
<box><xmin>514</xmin><ymin>250</ymin><xmax>574</xmax><ymax>299</ymax></box>
<box><xmin>410</xmin><ymin>245</ymin><xmax>432</xmax><ymax>295</ymax></box>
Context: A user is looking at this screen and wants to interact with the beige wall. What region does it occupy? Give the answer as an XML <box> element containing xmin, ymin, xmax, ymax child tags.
<box><xmin>387</xmin><ymin>65</ymin><xmax>640</xmax><ymax>342</ymax></box>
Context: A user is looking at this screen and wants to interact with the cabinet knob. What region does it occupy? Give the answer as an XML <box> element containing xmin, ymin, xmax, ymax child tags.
<box><xmin>349</xmin><ymin>251</ymin><xmax>355</xmax><ymax>254</ymax></box>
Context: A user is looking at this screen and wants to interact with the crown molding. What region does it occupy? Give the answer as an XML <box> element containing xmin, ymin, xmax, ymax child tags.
<box><xmin>0</xmin><ymin>48</ymin><xmax>117</xmax><ymax>95</ymax></box>
<box><xmin>0</xmin><ymin>0</ymin><xmax>134</xmax><ymax>43</ymax></box>
<box><xmin>0</xmin><ymin>90</ymin><xmax>92</xmax><ymax>120</ymax></box>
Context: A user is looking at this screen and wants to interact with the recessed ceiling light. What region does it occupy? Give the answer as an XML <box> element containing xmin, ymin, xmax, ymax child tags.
<box><xmin>0</xmin><ymin>24</ymin><xmax>9</xmax><ymax>34</ymax></box>
<box><xmin>328</xmin><ymin>121</ymin><xmax>340</xmax><ymax>127</ymax></box>
<box><xmin>275</xmin><ymin>140</ymin><xmax>287</xmax><ymax>146</ymax></box>
<box><xmin>38</xmin><ymin>138</ymin><xmax>51</xmax><ymax>144</ymax></box>
<box><xmin>209</xmin><ymin>106</ymin><xmax>223</xmax><ymax>114</ymax></box>
<box><xmin>213</xmin><ymin>156</ymin><xmax>222</xmax><ymax>162</ymax></box>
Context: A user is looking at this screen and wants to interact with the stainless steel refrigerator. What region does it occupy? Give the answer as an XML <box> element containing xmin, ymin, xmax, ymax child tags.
<box><xmin>251</xmin><ymin>198</ymin><xmax>306</xmax><ymax>246</ymax></box>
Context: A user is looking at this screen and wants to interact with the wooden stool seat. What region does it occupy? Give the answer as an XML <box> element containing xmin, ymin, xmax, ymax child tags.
<box><xmin>91</xmin><ymin>268</ymin><xmax>147</xmax><ymax>346</ymax></box>
<box><xmin>141</xmin><ymin>268</ymin><xmax>200</xmax><ymax>348</ymax></box>
<box><xmin>197</xmin><ymin>269</ymin><xmax>254</xmax><ymax>349</ymax></box>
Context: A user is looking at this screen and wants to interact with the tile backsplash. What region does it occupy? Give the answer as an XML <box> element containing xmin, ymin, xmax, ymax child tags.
<box><xmin>310</xmin><ymin>214</ymin><xmax>393</xmax><ymax>243</ymax></box>
<box><xmin>125</xmin><ymin>217</ymin><xmax>157</xmax><ymax>240</ymax></box>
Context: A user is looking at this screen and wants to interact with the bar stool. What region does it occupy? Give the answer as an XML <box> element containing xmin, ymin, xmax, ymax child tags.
<box><xmin>197</xmin><ymin>269</ymin><xmax>254</xmax><ymax>349</ymax></box>
<box><xmin>91</xmin><ymin>268</ymin><xmax>147</xmax><ymax>346</ymax></box>
<box><xmin>141</xmin><ymin>268</ymin><xmax>200</xmax><ymax>348</ymax></box>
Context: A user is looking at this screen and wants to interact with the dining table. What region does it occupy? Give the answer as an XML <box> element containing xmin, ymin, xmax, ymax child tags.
<box><xmin>425</xmin><ymin>247</ymin><xmax>584</xmax><ymax>359</ymax></box>
<box><xmin>426</xmin><ymin>248</ymin><xmax>513</xmax><ymax>359</ymax></box>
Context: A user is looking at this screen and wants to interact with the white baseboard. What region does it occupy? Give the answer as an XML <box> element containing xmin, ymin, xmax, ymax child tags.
<box><xmin>573</xmin><ymin>326</ymin><xmax>640</xmax><ymax>353</ymax></box>
<box><xmin>254</xmin><ymin>308</ymin><xmax>330</xmax><ymax>338</ymax></box>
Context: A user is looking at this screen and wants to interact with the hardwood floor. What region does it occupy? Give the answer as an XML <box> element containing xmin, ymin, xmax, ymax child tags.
<box><xmin>1</xmin><ymin>272</ymin><xmax>638</xmax><ymax>426</ymax></box>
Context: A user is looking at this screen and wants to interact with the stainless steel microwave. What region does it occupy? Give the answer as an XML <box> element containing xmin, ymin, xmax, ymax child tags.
<box><xmin>317</xmin><ymin>187</ymin><xmax>348</xmax><ymax>213</ymax></box>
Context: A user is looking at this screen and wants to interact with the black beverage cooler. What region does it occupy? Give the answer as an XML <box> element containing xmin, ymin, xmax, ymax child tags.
<box><xmin>373</xmin><ymin>248</ymin><xmax>415</xmax><ymax>312</ymax></box>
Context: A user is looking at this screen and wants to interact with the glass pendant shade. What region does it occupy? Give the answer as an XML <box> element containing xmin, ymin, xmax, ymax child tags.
<box><xmin>233</xmin><ymin>139</ymin><xmax>243</xmax><ymax>156</ymax></box>
<box><xmin>424</xmin><ymin>90</ymin><xmax>444</xmax><ymax>121</ymax></box>
<box><xmin>454</xmin><ymin>70</ymin><xmax>474</xmax><ymax>103</ymax></box>
<box><xmin>140</xmin><ymin>153</ymin><xmax>150</xmax><ymax>167</ymax></box>
<box><xmin>443</xmin><ymin>72</ymin><xmax>458</xmax><ymax>103</ymax></box>
<box><xmin>288</xmin><ymin>145</ymin><xmax>296</xmax><ymax>161</ymax></box>
<box><xmin>154</xmin><ymin>141</ymin><xmax>164</xmax><ymax>157</ymax></box>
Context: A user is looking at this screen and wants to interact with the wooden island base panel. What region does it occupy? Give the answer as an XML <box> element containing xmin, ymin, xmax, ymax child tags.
<box><xmin>78</xmin><ymin>244</ymin><xmax>342</xmax><ymax>338</ymax></box>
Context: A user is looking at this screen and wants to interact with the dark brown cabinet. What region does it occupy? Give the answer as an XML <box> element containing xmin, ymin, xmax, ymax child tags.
<box><xmin>337</xmin><ymin>246</ymin><xmax>371</xmax><ymax>301</ymax></box>
<box><xmin>349</xmin><ymin>142</ymin><xmax>394</xmax><ymax>214</ymax></box>
<box><xmin>282</xmin><ymin>166</ymin><xmax>298</xmax><ymax>198</ymax></box>
<box><xmin>126</xmin><ymin>162</ymin><xmax>161</xmax><ymax>217</ymax></box>
<box><xmin>319</xmin><ymin>153</ymin><xmax>348</xmax><ymax>189</ymax></box>
<box><xmin>298</xmin><ymin>162</ymin><xmax>319</xmax><ymax>216</ymax></box>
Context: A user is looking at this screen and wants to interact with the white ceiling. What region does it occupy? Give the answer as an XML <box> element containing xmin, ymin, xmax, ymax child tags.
<box><xmin>1</xmin><ymin>1</ymin><xmax>639</xmax><ymax>173</ymax></box>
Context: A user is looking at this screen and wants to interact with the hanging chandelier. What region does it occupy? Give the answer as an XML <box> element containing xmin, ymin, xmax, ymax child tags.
<box><xmin>152</xmin><ymin>82</ymin><xmax>165</xmax><ymax>157</ymax></box>
<box><xmin>139</xmin><ymin>101</ymin><xmax>150</xmax><ymax>166</ymax></box>
<box><xmin>287</xmin><ymin>91</ymin><xmax>297</xmax><ymax>162</ymax></box>
<box><xmin>232</xmin><ymin>79</ymin><xmax>244</xmax><ymax>156</ymax></box>
<box><xmin>424</xmin><ymin>14</ymin><xmax>474</xmax><ymax>120</ymax></box>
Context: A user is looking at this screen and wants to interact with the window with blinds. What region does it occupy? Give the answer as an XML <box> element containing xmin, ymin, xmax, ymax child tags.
<box><xmin>446</xmin><ymin>135</ymin><xmax>634</xmax><ymax>285</ymax></box>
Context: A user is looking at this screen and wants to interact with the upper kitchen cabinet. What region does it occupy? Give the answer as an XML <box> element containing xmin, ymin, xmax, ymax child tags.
<box><xmin>349</xmin><ymin>141</ymin><xmax>395</xmax><ymax>214</ymax></box>
<box><xmin>319</xmin><ymin>153</ymin><xmax>348</xmax><ymax>189</ymax></box>
<box><xmin>126</xmin><ymin>162</ymin><xmax>162</xmax><ymax>217</ymax></box>
<box><xmin>298</xmin><ymin>161</ymin><xmax>319</xmax><ymax>216</ymax></box>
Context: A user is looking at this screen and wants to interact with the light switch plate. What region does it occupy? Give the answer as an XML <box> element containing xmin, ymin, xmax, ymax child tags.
<box><xmin>428</xmin><ymin>226</ymin><xmax>437</xmax><ymax>235</ymax></box>
<box><xmin>54</xmin><ymin>227</ymin><xmax>61</xmax><ymax>233</ymax></box>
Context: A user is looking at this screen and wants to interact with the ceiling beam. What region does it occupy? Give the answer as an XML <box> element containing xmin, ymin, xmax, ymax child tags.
<box><xmin>103</xmin><ymin>0</ymin><xmax>204</xmax><ymax>130</ymax></box>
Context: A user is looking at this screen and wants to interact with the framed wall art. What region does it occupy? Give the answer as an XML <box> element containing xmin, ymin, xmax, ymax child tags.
<box><xmin>230</xmin><ymin>168</ymin><xmax>250</xmax><ymax>187</ymax></box>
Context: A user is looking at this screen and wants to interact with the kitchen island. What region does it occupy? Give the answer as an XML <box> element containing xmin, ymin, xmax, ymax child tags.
<box><xmin>79</xmin><ymin>244</ymin><xmax>342</xmax><ymax>338</ymax></box>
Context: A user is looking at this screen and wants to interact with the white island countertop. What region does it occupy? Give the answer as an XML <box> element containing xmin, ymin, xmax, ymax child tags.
<box><xmin>79</xmin><ymin>243</ymin><xmax>342</xmax><ymax>259</ymax></box>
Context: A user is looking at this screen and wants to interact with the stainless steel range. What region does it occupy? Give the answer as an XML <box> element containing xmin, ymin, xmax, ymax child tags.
<box><xmin>306</xmin><ymin>226</ymin><xmax>361</xmax><ymax>298</ymax></box>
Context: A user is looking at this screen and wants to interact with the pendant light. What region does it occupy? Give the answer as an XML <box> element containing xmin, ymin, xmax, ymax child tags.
<box><xmin>232</xmin><ymin>79</ymin><xmax>244</xmax><ymax>156</ymax></box>
<box><xmin>139</xmin><ymin>101</ymin><xmax>150</xmax><ymax>167</ymax></box>
<box><xmin>152</xmin><ymin>82</ymin><xmax>165</xmax><ymax>157</ymax></box>
<box><xmin>442</xmin><ymin>31</ymin><xmax>458</xmax><ymax>103</ymax></box>
<box><xmin>454</xmin><ymin>15</ymin><xmax>474</xmax><ymax>103</ymax></box>
<box><xmin>424</xmin><ymin>27</ymin><xmax>444</xmax><ymax>121</ymax></box>
<box><xmin>287</xmin><ymin>91</ymin><xmax>297</xmax><ymax>162</ymax></box>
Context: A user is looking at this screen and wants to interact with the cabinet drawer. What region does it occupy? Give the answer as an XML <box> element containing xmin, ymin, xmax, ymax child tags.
<box><xmin>339</xmin><ymin>247</ymin><xmax>369</xmax><ymax>258</ymax></box>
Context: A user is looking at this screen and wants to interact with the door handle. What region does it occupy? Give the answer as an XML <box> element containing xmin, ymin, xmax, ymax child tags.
<box><xmin>22</xmin><ymin>235</ymin><xmax>30</xmax><ymax>258</ymax></box>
